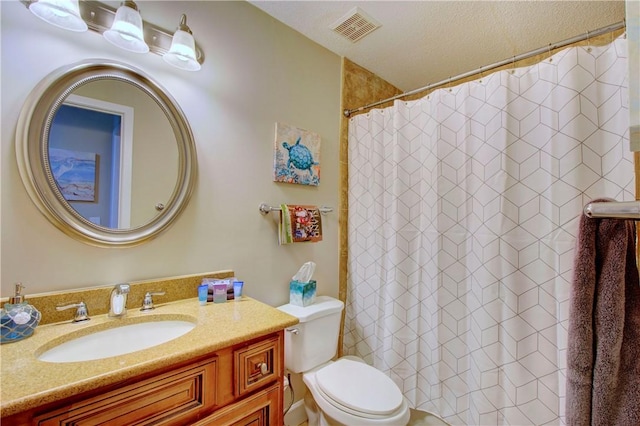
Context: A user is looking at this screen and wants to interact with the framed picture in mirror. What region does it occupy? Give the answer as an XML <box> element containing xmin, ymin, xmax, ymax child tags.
<box><xmin>49</xmin><ymin>148</ymin><xmax>97</xmax><ymax>202</ymax></box>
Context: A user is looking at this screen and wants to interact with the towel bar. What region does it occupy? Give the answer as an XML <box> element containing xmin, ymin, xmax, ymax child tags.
<box><xmin>259</xmin><ymin>203</ymin><xmax>333</xmax><ymax>215</ymax></box>
<box><xmin>583</xmin><ymin>200</ymin><xmax>640</xmax><ymax>219</ymax></box>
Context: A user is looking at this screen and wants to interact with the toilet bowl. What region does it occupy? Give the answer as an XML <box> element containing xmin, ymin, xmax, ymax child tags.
<box><xmin>277</xmin><ymin>296</ymin><xmax>410</xmax><ymax>426</ymax></box>
<box><xmin>303</xmin><ymin>358</ymin><xmax>410</xmax><ymax>426</ymax></box>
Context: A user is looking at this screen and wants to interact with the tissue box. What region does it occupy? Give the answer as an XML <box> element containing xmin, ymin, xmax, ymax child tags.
<box><xmin>289</xmin><ymin>280</ymin><xmax>316</xmax><ymax>307</ymax></box>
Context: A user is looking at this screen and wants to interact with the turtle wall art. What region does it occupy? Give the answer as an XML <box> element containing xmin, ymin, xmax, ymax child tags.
<box><xmin>273</xmin><ymin>122</ymin><xmax>321</xmax><ymax>186</ymax></box>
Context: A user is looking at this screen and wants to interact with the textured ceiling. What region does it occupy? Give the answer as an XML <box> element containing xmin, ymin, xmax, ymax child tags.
<box><xmin>248</xmin><ymin>1</ymin><xmax>626</xmax><ymax>91</ymax></box>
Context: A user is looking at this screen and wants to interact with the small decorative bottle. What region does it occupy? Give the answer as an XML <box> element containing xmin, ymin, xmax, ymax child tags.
<box><xmin>1</xmin><ymin>283</ymin><xmax>42</xmax><ymax>344</ymax></box>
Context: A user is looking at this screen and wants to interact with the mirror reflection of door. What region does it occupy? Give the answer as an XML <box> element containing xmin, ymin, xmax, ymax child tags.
<box><xmin>49</xmin><ymin>94</ymin><xmax>133</xmax><ymax>228</ymax></box>
<box><xmin>46</xmin><ymin>79</ymin><xmax>179</xmax><ymax>230</ymax></box>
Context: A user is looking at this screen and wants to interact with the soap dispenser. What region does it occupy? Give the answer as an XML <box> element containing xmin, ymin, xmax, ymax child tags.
<box><xmin>1</xmin><ymin>283</ymin><xmax>42</xmax><ymax>344</ymax></box>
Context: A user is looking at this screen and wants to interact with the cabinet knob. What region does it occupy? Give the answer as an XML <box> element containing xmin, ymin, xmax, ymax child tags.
<box><xmin>258</xmin><ymin>362</ymin><xmax>269</xmax><ymax>375</ymax></box>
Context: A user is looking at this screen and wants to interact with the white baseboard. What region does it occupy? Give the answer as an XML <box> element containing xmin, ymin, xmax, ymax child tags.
<box><xmin>284</xmin><ymin>400</ymin><xmax>307</xmax><ymax>426</ymax></box>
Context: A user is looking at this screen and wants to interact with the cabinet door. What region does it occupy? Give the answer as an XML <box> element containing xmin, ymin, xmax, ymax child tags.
<box><xmin>194</xmin><ymin>383</ymin><xmax>281</xmax><ymax>426</ymax></box>
<box><xmin>34</xmin><ymin>357</ymin><xmax>217</xmax><ymax>426</ymax></box>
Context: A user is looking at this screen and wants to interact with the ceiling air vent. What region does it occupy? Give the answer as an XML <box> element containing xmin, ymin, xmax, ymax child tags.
<box><xmin>330</xmin><ymin>7</ymin><xmax>381</xmax><ymax>43</ymax></box>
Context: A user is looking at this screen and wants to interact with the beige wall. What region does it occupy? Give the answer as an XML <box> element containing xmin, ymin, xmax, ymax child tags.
<box><xmin>1</xmin><ymin>1</ymin><xmax>341</xmax><ymax>308</ymax></box>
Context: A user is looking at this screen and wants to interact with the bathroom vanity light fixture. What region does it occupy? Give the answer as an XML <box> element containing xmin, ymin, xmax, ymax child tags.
<box><xmin>103</xmin><ymin>1</ymin><xmax>149</xmax><ymax>53</ymax></box>
<box><xmin>163</xmin><ymin>15</ymin><xmax>201</xmax><ymax>71</ymax></box>
<box><xmin>28</xmin><ymin>0</ymin><xmax>88</xmax><ymax>32</ymax></box>
<box><xmin>21</xmin><ymin>0</ymin><xmax>204</xmax><ymax>70</ymax></box>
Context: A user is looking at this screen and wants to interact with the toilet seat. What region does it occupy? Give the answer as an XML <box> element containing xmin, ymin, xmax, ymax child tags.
<box><xmin>314</xmin><ymin>358</ymin><xmax>404</xmax><ymax>418</ymax></box>
<box><xmin>303</xmin><ymin>357</ymin><xmax>411</xmax><ymax>426</ymax></box>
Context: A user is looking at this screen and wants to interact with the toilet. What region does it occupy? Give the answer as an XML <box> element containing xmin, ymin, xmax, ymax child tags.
<box><xmin>278</xmin><ymin>296</ymin><xmax>410</xmax><ymax>426</ymax></box>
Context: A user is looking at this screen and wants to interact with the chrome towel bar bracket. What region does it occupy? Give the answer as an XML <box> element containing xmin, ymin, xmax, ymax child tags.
<box><xmin>259</xmin><ymin>203</ymin><xmax>333</xmax><ymax>215</ymax></box>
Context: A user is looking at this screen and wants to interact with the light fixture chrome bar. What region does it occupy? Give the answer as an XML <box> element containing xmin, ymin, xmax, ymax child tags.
<box><xmin>583</xmin><ymin>200</ymin><xmax>640</xmax><ymax>219</ymax></box>
<box><xmin>20</xmin><ymin>0</ymin><xmax>204</xmax><ymax>64</ymax></box>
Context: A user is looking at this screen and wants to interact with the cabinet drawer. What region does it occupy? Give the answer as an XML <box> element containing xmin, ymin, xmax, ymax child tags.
<box><xmin>234</xmin><ymin>335</ymin><xmax>281</xmax><ymax>397</ymax></box>
<box><xmin>35</xmin><ymin>357</ymin><xmax>217</xmax><ymax>426</ymax></box>
<box><xmin>193</xmin><ymin>383</ymin><xmax>281</xmax><ymax>426</ymax></box>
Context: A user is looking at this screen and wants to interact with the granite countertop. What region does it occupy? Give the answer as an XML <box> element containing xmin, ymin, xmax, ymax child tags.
<box><xmin>0</xmin><ymin>296</ymin><xmax>299</xmax><ymax>418</ymax></box>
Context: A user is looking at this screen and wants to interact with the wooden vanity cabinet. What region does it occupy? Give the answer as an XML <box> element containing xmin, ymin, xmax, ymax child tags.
<box><xmin>5</xmin><ymin>331</ymin><xmax>284</xmax><ymax>426</ymax></box>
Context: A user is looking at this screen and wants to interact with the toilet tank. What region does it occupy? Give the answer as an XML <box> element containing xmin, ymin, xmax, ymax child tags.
<box><xmin>277</xmin><ymin>296</ymin><xmax>344</xmax><ymax>373</ymax></box>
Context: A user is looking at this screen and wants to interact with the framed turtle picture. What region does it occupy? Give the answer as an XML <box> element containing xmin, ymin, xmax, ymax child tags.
<box><xmin>273</xmin><ymin>122</ymin><xmax>320</xmax><ymax>186</ymax></box>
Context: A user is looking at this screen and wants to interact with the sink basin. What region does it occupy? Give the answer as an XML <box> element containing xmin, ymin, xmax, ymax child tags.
<box><xmin>38</xmin><ymin>319</ymin><xmax>196</xmax><ymax>363</ymax></box>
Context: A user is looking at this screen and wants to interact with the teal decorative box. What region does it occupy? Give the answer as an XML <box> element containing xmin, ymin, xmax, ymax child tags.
<box><xmin>289</xmin><ymin>280</ymin><xmax>316</xmax><ymax>307</ymax></box>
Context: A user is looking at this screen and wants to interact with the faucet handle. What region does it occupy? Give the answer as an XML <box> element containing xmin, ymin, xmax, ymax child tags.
<box><xmin>140</xmin><ymin>291</ymin><xmax>166</xmax><ymax>311</ymax></box>
<box><xmin>56</xmin><ymin>302</ymin><xmax>90</xmax><ymax>323</ymax></box>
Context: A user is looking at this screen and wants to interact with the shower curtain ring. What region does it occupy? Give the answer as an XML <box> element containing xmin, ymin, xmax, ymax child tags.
<box><xmin>511</xmin><ymin>56</ymin><xmax>516</xmax><ymax>74</ymax></box>
<box><xmin>586</xmin><ymin>30</ymin><xmax>592</xmax><ymax>52</ymax></box>
<box><xmin>479</xmin><ymin>66</ymin><xmax>483</xmax><ymax>83</ymax></box>
<box><xmin>548</xmin><ymin>44</ymin><xmax>553</xmax><ymax>62</ymax></box>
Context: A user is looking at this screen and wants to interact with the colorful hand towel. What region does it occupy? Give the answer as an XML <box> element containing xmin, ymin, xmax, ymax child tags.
<box><xmin>279</xmin><ymin>204</ymin><xmax>323</xmax><ymax>244</ymax></box>
<box><xmin>566</xmin><ymin>200</ymin><xmax>640</xmax><ymax>425</ymax></box>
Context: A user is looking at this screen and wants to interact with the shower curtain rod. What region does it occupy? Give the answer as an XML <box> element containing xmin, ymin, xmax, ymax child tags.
<box><xmin>343</xmin><ymin>20</ymin><xmax>626</xmax><ymax>117</ymax></box>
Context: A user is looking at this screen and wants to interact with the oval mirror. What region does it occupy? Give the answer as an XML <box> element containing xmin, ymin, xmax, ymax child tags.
<box><xmin>15</xmin><ymin>60</ymin><xmax>197</xmax><ymax>247</ymax></box>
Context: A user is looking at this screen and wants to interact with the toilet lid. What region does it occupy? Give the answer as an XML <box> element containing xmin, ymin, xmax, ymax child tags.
<box><xmin>315</xmin><ymin>359</ymin><xmax>403</xmax><ymax>416</ymax></box>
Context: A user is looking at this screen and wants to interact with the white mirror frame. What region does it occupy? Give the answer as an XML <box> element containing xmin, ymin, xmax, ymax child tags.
<box><xmin>15</xmin><ymin>59</ymin><xmax>197</xmax><ymax>247</ymax></box>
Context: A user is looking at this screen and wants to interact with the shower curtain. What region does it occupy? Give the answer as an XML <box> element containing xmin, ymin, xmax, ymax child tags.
<box><xmin>345</xmin><ymin>35</ymin><xmax>631</xmax><ymax>425</ymax></box>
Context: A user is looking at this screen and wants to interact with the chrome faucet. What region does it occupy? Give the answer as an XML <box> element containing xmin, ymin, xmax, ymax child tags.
<box><xmin>109</xmin><ymin>283</ymin><xmax>130</xmax><ymax>317</ymax></box>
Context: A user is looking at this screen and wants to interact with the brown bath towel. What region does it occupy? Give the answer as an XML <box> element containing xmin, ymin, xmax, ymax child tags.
<box><xmin>566</xmin><ymin>203</ymin><xmax>640</xmax><ymax>425</ymax></box>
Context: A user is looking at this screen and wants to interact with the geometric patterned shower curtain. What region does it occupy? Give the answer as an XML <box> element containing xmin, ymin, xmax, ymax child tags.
<box><xmin>345</xmin><ymin>35</ymin><xmax>631</xmax><ymax>425</ymax></box>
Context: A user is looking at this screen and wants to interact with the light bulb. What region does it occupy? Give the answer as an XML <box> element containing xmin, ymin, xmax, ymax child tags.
<box><xmin>163</xmin><ymin>15</ymin><xmax>201</xmax><ymax>71</ymax></box>
<box><xmin>103</xmin><ymin>1</ymin><xmax>149</xmax><ymax>53</ymax></box>
<box><xmin>29</xmin><ymin>0</ymin><xmax>87</xmax><ymax>32</ymax></box>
